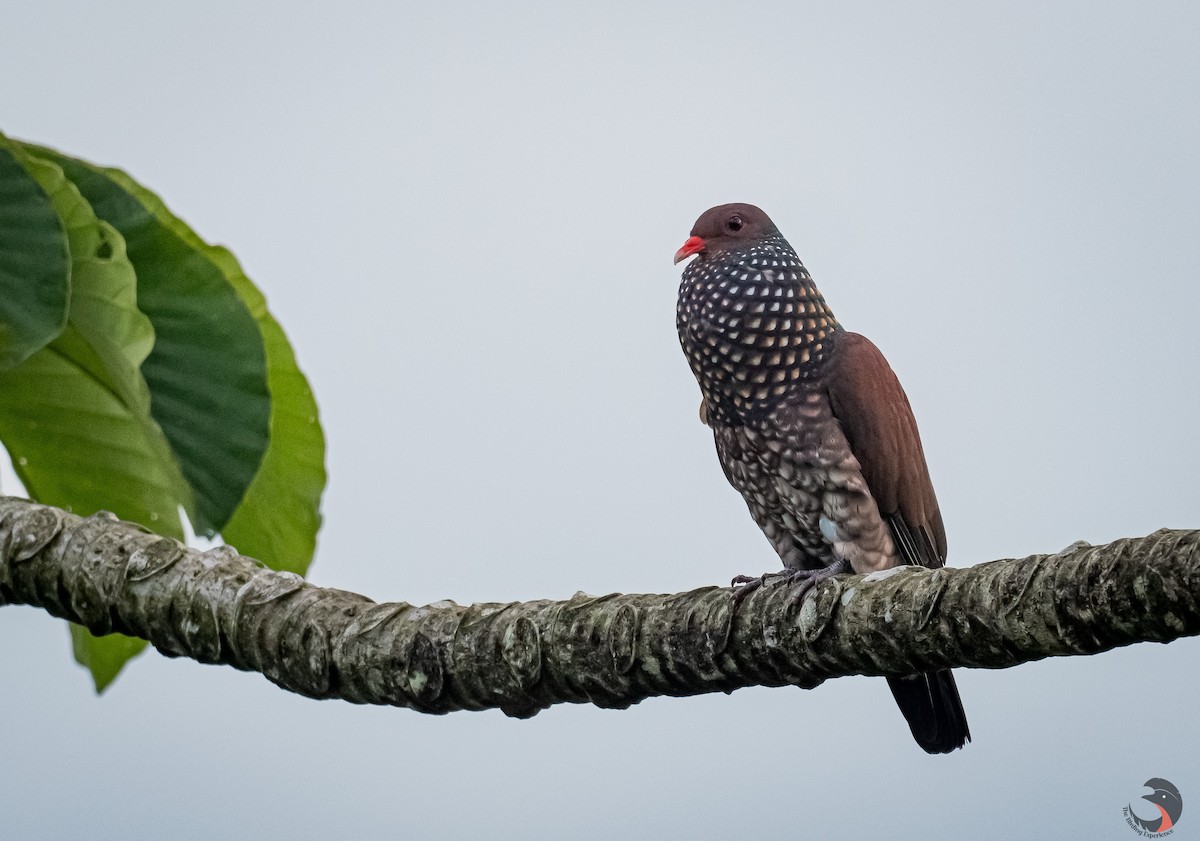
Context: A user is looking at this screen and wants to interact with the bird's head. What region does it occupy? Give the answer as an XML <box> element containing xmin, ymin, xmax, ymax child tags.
<box><xmin>1141</xmin><ymin>779</ymin><xmax>1184</xmax><ymax>820</ymax></box>
<box><xmin>673</xmin><ymin>203</ymin><xmax>781</xmax><ymax>264</ymax></box>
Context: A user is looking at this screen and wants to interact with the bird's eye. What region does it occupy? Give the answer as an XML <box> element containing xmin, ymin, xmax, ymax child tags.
<box><xmin>726</xmin><ymin>215</ymin><xmax>744</xmax><ymax>232</ymax></box>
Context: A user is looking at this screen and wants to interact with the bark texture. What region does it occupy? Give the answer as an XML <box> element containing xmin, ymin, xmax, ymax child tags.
<box><xmin>0</xmin><ymin>496</ymin><xmax>1196</xmax><ymax>715</ymax></box>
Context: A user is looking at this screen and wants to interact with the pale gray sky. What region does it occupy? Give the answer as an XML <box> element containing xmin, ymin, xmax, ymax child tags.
<box><xmin>2</xmin><ymin>2</ymin><xmax>1198</xmax><ymax>838</ymax></box>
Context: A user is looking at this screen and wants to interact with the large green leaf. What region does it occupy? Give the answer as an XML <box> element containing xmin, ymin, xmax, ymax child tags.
<box><xmin>0</xmin><ymin>349</ymin><xmax>189</xmax><ymax>530</ymax></box>
<box><xmin>18</xmin><ymin>156</ymin><xmax>156</xmax><ymax>411</ymax></box>
<box><xmin>0</xmin><ymin>138</ymin><xmax>70</xmax><ymax>370</ymax></box>
<box><xmin>22</xmin><ymin>145</ymin><xmax>272</xmax><ymax>537</ymax></box>
<box><xmin>0</xmin><ymin>151</ymin><xmax>199</xmax><ymax>688</ymax></box>
<box><xmin>186</xmin><ymin>246</ymin><xmax>325</xmax><ymax>573</ymax></box>
<box><xmin>105</xmin><ymin>179</ymin><xmax>326</xmax><ymax>574</ymax></box>
<box><xmin>3</xmin><ymin>140</ymin><xmax>325</xmax><ymax>687</ymax></box>
<box><xmin>20</xmin><ymin>142</ymin><xmax>325</xmax><ymax>575</ymax></box>
<box><xmin>0</xmin><ymin>150</ymin><xmax>189</xmax><ymax>532</ymax></box>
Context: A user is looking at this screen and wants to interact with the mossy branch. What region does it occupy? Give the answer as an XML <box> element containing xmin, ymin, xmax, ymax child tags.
<box><xmin>0</xmin><ymin>496</ymin><xmax>1196</xmax><ymax>714</ymax></box>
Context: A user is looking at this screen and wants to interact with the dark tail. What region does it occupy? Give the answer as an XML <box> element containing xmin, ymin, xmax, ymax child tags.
<box><xmin>886</xmin><ymin>669</ymin><xmax>970</xmax><ymax>754</ymax></box>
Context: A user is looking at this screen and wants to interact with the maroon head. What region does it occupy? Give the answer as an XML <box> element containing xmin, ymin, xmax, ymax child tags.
<box><xmin>673</xmin><ymin>203</ymin><xmax>783</xmax><ymax>265</ymax></box>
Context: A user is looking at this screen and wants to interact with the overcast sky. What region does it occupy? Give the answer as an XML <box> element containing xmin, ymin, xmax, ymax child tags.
<box><xmin>2</xmin><ymin>3</ymin><xmax>1198</xmax><ymax>838</ymax></box>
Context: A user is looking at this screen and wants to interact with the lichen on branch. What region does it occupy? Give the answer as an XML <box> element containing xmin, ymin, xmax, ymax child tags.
<box><xmin>0</xmin><ymin>496</ymin><xmax>1196</xmax><ymax>713</ymax></box>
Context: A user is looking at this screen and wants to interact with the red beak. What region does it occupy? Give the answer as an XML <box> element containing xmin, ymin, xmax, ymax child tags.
<box><xmin>674</xmin><ymin>235</ymin><xmax>706</xmax><ymax>265</ymax></box>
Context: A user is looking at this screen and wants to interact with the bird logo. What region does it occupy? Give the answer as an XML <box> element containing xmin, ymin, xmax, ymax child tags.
<box><xmin>1124</xmin><ymin>778</ymin><xmax>1183</xmax><ymax>836</ymax></box>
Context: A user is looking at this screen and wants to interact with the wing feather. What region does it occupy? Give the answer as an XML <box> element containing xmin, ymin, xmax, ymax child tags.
<box><xmin>827</xmin><ymin>332</ymin><xmax>946</xmax><ymax>568</ymax></box>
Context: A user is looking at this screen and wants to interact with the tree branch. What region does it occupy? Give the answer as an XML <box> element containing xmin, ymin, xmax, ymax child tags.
<box><xmin>1</xmin><ymin>496</ymin><xmax>1196</xmax><ymax>714</ymax></box>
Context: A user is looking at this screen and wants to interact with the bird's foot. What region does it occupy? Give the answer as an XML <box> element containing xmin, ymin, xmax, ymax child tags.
<box><xmin>729</xmin><ymin>572</ymin><xmax>771</xmax><ymax>607</ymax></box>
<box><xmin>730</xmin><ymin>558</ymin><xmax>851</xmax><ymax>609</ymax></box>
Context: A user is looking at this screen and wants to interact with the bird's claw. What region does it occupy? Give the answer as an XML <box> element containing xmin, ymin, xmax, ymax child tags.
<box><xmin>729</xmin><ymin>573</ymin><xmax>769</xmax><ymax>607</ymax></box>
<box><xmin>729</xmin><ymin>560</ymin><xmax>851</xmax><ymax>610</ymax></box>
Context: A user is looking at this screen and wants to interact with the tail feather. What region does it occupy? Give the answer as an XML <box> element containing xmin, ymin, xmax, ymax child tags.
<box><xmin>886</xmin><ymin>669</ymin><xmax>970</xmax><ymax>754</ymax></box>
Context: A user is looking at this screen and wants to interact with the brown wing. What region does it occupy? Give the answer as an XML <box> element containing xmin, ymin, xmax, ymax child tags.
<box><xmin>827</xmin><ymin>332</ymin><xmax>947</xmax><ymax>568</ymax></box>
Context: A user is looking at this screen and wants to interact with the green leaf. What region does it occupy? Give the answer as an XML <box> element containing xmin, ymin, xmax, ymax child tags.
<box><xmin>4</xmin><ymin>139</ymin><xmax>325</xmax><ymax>687</ymax></box>
<box><xmin>197</xmin><ymin>247</ymin><xmax>326</xmax><ymax>573</ymax></box>
<box><xmin>0</xmin><ymin>350</ymin><xmax>186</xmax><ymax>696</ymax></box>
<box><xmin>19</xmin><ymin>154</ymin><xmax>156</xmax><ymax>411</ymax></box>
<box><xmin>20</xmin><ymin>141</ymin><xmax>325</xmax><ymax>575</ymax></box>
<box><xmin>104</xmin><ymin>181</ymin><xmax>325</xmax><ymax>574</ymax></box>
<box><xmin>21</xmin><ymin>144</ymin><xmax>272</xmax><ymax>537</ymax></box>
<box><xmin>0</xmin><ymin>348</ymin><xmax>191</xmax><ymax>530</ymax></box>
<box><xmin>0</xmin><ymin>151</ymin><xmax>189</xmax><ymax>533</ymax></box>
<box><xmin>51</xmin><ymin>221</ymin><xmax>156</xmax><ymax>409</ymax></box>
<box><xmin>0</xmin><ymin>137</ymin><xmax>70</xmax><ymax>370</ymax></box>
<box><xmin>0</xmin><ymin>150</ymin><xmax>189</xmax><ymax>688</ymax></box>
<box><xmin>70</xmin><ymin>624</ymin><xmax>147</xmax><ymax>693</ymax></box>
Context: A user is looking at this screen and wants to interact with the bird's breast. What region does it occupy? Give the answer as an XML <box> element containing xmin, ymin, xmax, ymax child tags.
<box><xmin>677</xmin><ymin>248</ymin><xmax>840</xmax><ymax>424</ymax></box>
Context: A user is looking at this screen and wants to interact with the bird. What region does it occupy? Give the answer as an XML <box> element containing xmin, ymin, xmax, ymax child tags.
<box><xmin>1128</xmin><ymin>779</ymin><xmax>1183</xmax><ymax>834</ymax></box>
<box><xmin>674</xmin><ymin>203</ymin><xmax>970</xmax><ymax>754</ymax></box>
